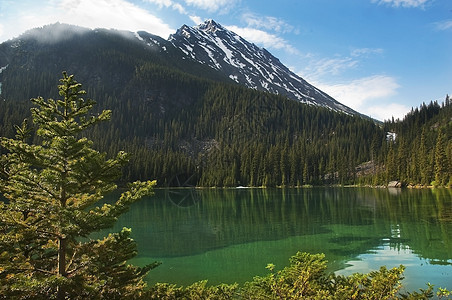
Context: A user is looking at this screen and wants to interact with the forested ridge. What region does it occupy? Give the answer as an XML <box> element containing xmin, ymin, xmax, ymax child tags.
<box><xmin>0</xmin><ymin>69</ymin><xmax>385</xmax><ymax>187</ymax></box>
<box><xmin>0</xmin><ymin>24</ymin><xmax>450</xmax><ymax>187</ymax></box>
<box><xmin>372</xmin><ymin>98</ymin><xmax>452</xmax><ymax>187</ymax></box>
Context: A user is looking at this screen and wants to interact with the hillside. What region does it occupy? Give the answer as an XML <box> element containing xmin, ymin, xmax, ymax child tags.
<box><xmin>0</xmin><ymin>23</ymin><xmax>449</xmax><ymax>187</ymax></box>
<box><xmin>0</xmin><ymin>21</ymin><xmax>360</xmax><ymax>115</ymax></box>
<box><xmin>373</xmin><ymin>98</ymin><xmax>452</xmax><ymax>187</ymax></box>
<box><xmin>169</xmin><ymin>20</ymin><xmax>357</xmax><ymax>115</ymax></box>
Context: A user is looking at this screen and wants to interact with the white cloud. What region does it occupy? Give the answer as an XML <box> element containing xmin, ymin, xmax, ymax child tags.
<box><xmin>189</xmin><ymin>15</ymin><xmax>203</xmax><ymax>25</ymax></box>
<box><xmin>145</xmin><ymin>0</ymin><xmax>174</xmax><ymax>8</ymax></box>
<box><xmin>434</xmin><ymin>20</ymin><xmax>452</xmax><ymax>31</ymax></box>
<box><xmin>0</xmin><ymin>0</ymin><xmax>175</xmax><ymax>42</ymax></box>
<box><xmin>300</xmin><ymin>48</ymin><xmax>384</xmax><ymax>83</ymax></box>
<box><xmin>145</xmin><ymin>0</ymin><xmax>186</xmax><ymax>14</ymax></box>
<box><xmin>316</xmin><ymin>75</ymin><xmax>399</xmax><ymax>108</ymax></box>
<box><xmin>367</xmin><ymin>103</ymin><xmax>410</xmax><ymax>121</ymax></box>
<box><xmin>351</xmin><ymin>48</ymin><xmax>384</xmax><ymax>57</ymax></box>
<box><xmin>313</xmin><ymin>75</ymin><xmax>406</xmax><ymax>120</ymax></box>
<box><xmin>145</xmin><ymin>0</ymin><xmax>237</xmax><ymax>17</ymax></box>
<box><xmin>242</xmin><ymin>13</ymin><xmax>295</xmax><ymax>34</ymax></box>
<box><xmin>226</xmin><ymin>25</ymin><xmax>298</xmax><ymax>54</ymax></box>
<box><xmin>303</xmin><ymin>56</ymin><xmax>359</xmax><ymax>80</ymax></box>
<box><xmin>172</xmin><ymin>3</ymin><xmax>186</xmax><ymax>14</ymax></box>
<box><xmin>59</xmin><ymin>0</ymin><xmax>174</xmax><ymax>37</ymax></box>
<box><xmin>183</xmin><ymin>0</ymin><xmax>238</xmax><ymax>13</ymax></box>
<box><xmin>371</xmin><ymin>0</ymin><xmax>430</xmax><ymax>8</ymax></box>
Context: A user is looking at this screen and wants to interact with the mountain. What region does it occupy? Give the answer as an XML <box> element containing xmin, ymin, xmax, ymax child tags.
<box><xmin>168</xmin><ymin>20</ymin><xmax>356</xmax><ymax>115</ymax></box>
<box><xmin>0</xmin><ymin>22</ymin><xmax>389</xmax><ymax>187</ymax></box>
<box><xmin>0</xmin><ymin>21</ymin><xmax>357</xmax><ymax>116</ymax></box>
<box><xmin>0</xmin><ymin>23</ymin><xmax>229</xmax><ymax>95</ymax></box>
<box><xmin>0</xmin><ymin>22</ymin><xmax>449</xmax><ymax>188</ymax></box>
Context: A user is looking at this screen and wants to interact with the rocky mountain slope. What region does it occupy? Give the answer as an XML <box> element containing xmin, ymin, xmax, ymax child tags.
<box><xmin>168</xmin><ymin>20</ymin><xmax>356</xmax><ymax>114</ymax></box>
<box><xmin>0</xmin><ymin>20</ymin><xmax>358</xmax><ymax>116</ymax></box>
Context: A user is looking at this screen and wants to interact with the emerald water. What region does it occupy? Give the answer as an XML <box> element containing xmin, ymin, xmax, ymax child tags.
<box><xmin>102</xmin><ymin>187</ymin><xmax>452</xmax><ymax>291</ymax></box>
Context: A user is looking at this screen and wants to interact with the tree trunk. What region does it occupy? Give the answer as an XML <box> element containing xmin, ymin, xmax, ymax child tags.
<box><xmin>57</xmin><ymin>237</ymin><xmax>67</xmax><ymax>300</ymax></box>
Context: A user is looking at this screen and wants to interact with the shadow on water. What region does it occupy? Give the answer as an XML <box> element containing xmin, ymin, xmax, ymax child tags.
<box><xmin>164</xmin><ymin>188</ymin><xmax>201</xmax><ymax>208</ymax></box>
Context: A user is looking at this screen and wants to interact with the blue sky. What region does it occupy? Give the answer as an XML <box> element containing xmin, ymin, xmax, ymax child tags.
<box><xmin>0</xmin><ymin>0</ymin><xmax>451</xmax><ymax>121</ymax></box>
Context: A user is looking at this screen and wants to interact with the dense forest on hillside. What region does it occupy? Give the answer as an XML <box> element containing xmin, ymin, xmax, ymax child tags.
<box><xmin>0</xmin><ymin>25</ymin><xmax>450</xmax><ymax>187</ymax></box>
<box><xmin>377</xmin><ymin>98</ymin><xmax>452</xmax><ymax>187</ymax></box>
<box><xmin>0</xmin><ymin>67</ymin><xmax>386</xmax><ymax>187</ymax></box>
<box><xmin>2</xmin><ymin>68</ymin><xmax>450</xmax><ymax>187</ymax></box>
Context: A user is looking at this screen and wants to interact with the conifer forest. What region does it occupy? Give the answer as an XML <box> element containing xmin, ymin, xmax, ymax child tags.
<box><xmin>0</xmin><ymin>67</ymin><xmax>450</xmax><ymax>188</ymax></box>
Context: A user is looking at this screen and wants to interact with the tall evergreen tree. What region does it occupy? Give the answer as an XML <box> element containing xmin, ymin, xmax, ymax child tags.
<box><xmin>0</xmin><ymin>73</ymin><xmax>157</xmax><ymax>299</ymax></box>
<box><xmin>418</xmin><ymin>128</ymin><xmax>430</xmax><ymax>185</ymax></box>
<box><xmin>434</xmin><ymin>128</ymin><xmax>448</xmax><ymax>186</ymax></box>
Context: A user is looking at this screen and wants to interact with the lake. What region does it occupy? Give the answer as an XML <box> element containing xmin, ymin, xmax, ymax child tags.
<box><xmin>102</xmin><ymin>187</ymin><xmax>452</xmax><ymax>292</ymax></box>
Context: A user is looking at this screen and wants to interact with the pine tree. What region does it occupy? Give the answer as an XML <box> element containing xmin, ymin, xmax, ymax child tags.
<box><xmin>0</xmin><ymin>73</ymin><xmax>157</xmax><ymax>299</ymax></box>
<box><xmin>418</xmin><ymin>128</ymin><xmax>427</xmax><ymax>185</ymax></box>
<box><xmin>434</xmin><ymin>128</ymin><xmax>448</xmax><ymax>186</ymax></box>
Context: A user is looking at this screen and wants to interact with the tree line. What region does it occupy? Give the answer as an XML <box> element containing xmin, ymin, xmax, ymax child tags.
<box><xmin>1</xmin><ymin>23</ymin><xmax>451</xmax><ymax>188</ymax></box>
<box><xmin>363</xmin><ymin>98</ymin><xmax>451</xmax><ymax>187</ymax></box>
<box><xmin>1</xmin><ymin>63</ymin><xmax>450</xmax><ymax>187</ymax></box>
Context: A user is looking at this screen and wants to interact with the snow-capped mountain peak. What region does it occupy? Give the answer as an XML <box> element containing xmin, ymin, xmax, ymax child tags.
<box><xmin>169</xmin><ymin>20</ymin><xmax>357</xmax><ymax>115</ymax></box>
<box><xmin>196</xmin><ymin>19</ymin><xmax>224</xmax><ymax>34</ymax></box>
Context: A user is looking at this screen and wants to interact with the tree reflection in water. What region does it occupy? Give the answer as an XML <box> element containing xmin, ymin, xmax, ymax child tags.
<box><xmin>100</xmin><ymin>187</ymin><xmax>451</xmax><ymax>287</ymax></box>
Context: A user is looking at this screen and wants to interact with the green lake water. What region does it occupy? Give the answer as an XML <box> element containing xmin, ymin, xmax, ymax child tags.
<box><xmin>101</xmin><ymin>187</ymin><xmax>452</xmax><ymax>292</ymax></box>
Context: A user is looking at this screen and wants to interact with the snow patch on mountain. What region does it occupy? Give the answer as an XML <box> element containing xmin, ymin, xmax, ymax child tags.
<box><xmin>134</xmin><ymin>32</ymin><xmax>144</xmax><ymax>42</ymax></box>
<box><xmin>168</xmin><ymin>20</ymin><xmax>359</xmax><ymax>116</ymax></box>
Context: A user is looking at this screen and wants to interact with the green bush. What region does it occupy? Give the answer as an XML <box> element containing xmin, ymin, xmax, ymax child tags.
<box><xmin>146</xmin><ymin>281</ymin><xmax>239</xmax><ymax>299</ymax></box>
<box><xmin>146</xmin><ymin>252</ymin><xmax>450</xmax><ymax>299</ymax></box>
